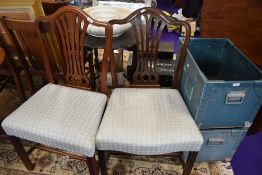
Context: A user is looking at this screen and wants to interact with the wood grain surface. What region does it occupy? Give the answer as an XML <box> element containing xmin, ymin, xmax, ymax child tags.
<box><xmin>201</xmin><ymin>0</ymin><xmax>262</xmax><ymax>69</ymax></box>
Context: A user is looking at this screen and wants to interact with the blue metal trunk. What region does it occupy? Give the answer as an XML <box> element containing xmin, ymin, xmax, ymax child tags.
<box><xmin>184</xmin><ymin>128</ymin><xmax>247</xmax><ymax>162</ymax></box>
<box><xmin>178</xmin><ymin>38</ymin><xmax>262</xmax><ymax>129</ymax></box>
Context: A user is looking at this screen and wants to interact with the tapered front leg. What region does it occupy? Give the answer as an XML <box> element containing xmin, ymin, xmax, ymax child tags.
<box><xmin>182</xmin><ymin>151</ymin><xmax>198</xmax><ymax>175</ymax></box>
<box><xmin>9</xmin><ymin>136</ymin><xmax>34</xmax><ymax>170</ymax></box>
<box><xmin>86</xmin><ymin>156</ymin><xmax>98</xmax><ymax>175</ymax></box>
<box><xmin>98</xmin><ymin>150</ymin><xmax>108</xmax><ymax>175</ymax></box>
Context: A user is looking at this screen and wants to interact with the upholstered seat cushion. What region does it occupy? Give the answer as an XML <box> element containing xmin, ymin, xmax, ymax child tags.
<box><xmin>2</xmin><ymin>83</ymin><xmax>107</xmax><ymax>157</ymax></box>
<box><xmin>96</xmin><ymin>88</ymin><xmax>203</xmax><ymax>155</ymax></box>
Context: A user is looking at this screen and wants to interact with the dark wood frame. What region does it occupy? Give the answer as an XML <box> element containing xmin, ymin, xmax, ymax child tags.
<box><xmin>37</xmin><ymin>6</ymin><xmax>112</xmax><ymax>93</ymax></box>
<box><xmin>0</xmin><ymin>0</ymin><xmax>46</xmax><ymax>100</ymax></box>
<box><xmin>0</xmin><ymin>44</ymin><xmax>26</xmax><ymax>101</ymax></box>
<box><xmin>0</xmin><ymin>44</ymin><xmax>33</xmax><ymax>170</ymax></box>
<box><xmin>0</xmin><ymin>46</ymin><xmax>25</xmax><ymax>136</ymax></box>
<box><xmin>2</xmin><ymin>6</ymin><xmax>112</xmax><ymax>174</ymax></box>
<box><xmin>0</xmin><ymin>17</ymin><xmax>46</xmax><ymax>95</ymax></box>
<box><xmin>109</xmin><ymin>7</ymin><xmax>190</xmax><ymax>88</ymax></box>
<box><xmin>0</xmin><ymin>15</ymin><xmax>80</xmax><ymax>94</ymax></box>
<box><xmin>100</xmin><ymin>7</ymin><xmax>196</xmax><ymax>175</ymax></box>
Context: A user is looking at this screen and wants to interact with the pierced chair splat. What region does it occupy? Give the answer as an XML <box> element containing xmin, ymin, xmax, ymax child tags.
<box><xmin>1</xmin><ymin>6</ymin><xmax>113</xmax><ymax>175</ymax></box>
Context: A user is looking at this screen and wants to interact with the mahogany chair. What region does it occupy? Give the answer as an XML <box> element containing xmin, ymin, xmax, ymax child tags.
<box><xmin>1</xmin><ymin>6</ymin><xmax>112</xmax><ymax>175</ymax></box>
<box><xmin>0</xmin><ymin>40</ymin><xmax>26</xmax><ymax>101</ymax></box>
<box><xmin>0</xmin><ymin>18</ymin><xmax>39</xmax><ymax>96</ymax></box>
<box><xmin>0</xmin><ymin>16</ymin><xmax>63</xmax><ymax>96</ymax></box>
<box><xmin>96</xmin><ymin>7</ymin><xmax>203</xmax><ymax>175</ymax></box>
<box><xmin>0</xmin><ymin>45</ymin><xmax>24</xmax><ymax>127</ymax></box>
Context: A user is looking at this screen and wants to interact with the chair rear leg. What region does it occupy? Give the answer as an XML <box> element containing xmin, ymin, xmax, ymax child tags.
<box><xmin>86</xmin><ymin>156</ymin><xmax>98</xmax><ymax>175</ymax></box>
<box><xmin>4</xmin><ymin>56</ymin><xmax>27</xmax><ymax>101</ymax></box>
<box><xmin>9</xmin><ymin>136</ymin><xmax>34</xmax><ymax>170</ymax></box>
<box><xmin>94</xmin><ymin>48</ymin><xmax>99</xmax><ymax>71</ymax></box>
<box><xmin>109</xmin><ymin>49</ymin><xmax>118</xmax><ymax>88</ymax></box>
<box><xmin>98</xmin><ymin>150</ymin><xmax>108</xmax><ymax>175</ymax></box>
<box><xmin>24</xmin><ymin>72</ymin><xmax>35</xmax><ymax>96</ymax></box>
<box><xmin>182</xmin><ymin>151</ymin><xmax>198</xmax><ymax>175</ymax></box>
<box><xmin>12</xmin><ymin>71</ymin><xmax>27</xmax><ymax>101</ymax></box>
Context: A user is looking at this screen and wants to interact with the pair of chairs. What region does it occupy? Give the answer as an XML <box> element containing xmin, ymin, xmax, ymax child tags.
<box><xmin>1</xmin><ymin>6</ymin><xmax>203</xmax><ymax>175</ymax></box>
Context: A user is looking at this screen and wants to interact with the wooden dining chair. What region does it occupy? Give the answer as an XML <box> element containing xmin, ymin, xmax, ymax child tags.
<box><xmin>0</xmin><ymin>39</ymin><xmax>26</xmax><ymax>101</ymax></box>
<box><xmin>0</xmin><ymin>45</ymin><xmax>26</xmax><ymax>129</ymax></box>
<box><xmin>0</xmin><ymin>16</ymin><xmax>66</xmax><ymax>96</ymax></box>
<box><xmin>96</xmin><ymin>7</ymin><xmax>203</xmax><ymax>175</ymax></box>
<box><xmin>0</xmin><ymin>18</ymin><xmax>40</xmax><ymax>96</ymax></box>
<box><xmin>1</xmin><ymin>6</ymin><xmax>112</xmax><ymax>175</ymax></box>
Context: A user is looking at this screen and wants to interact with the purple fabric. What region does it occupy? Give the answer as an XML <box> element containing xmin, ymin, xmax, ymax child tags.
<box><xmin>157</xmin><ymin>0</ymin><xmax>180</xmax><ymax>14</ymax></box>
<box><xmin>231</xmin><ymin>132</ymin><xmax>262</xmax><ymax>175</ymax></box>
